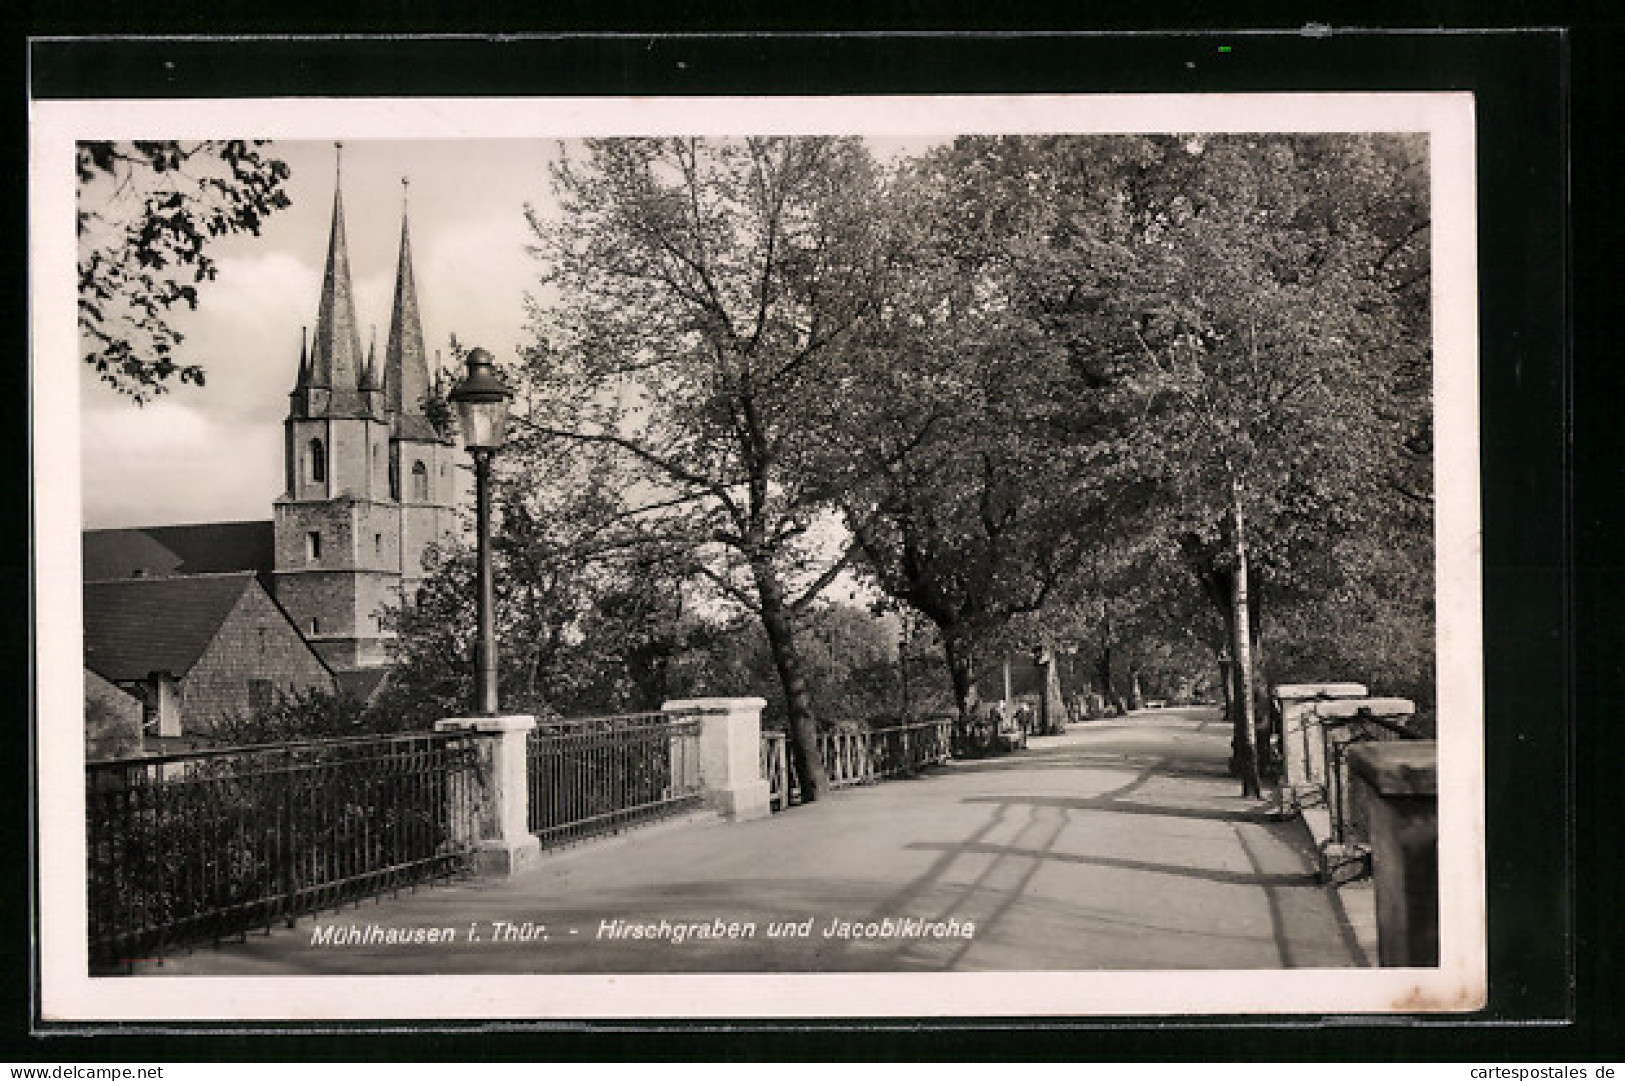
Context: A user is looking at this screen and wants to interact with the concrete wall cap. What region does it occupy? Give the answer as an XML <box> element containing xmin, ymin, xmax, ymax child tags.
<box><xmin>1347</xmin><ymin>741</ymin><xmax>1438</xmax><ymax>796</ymax></box>
<box><xmin>661</xmin><ymin>697</ymin><xmax>768</xmax><ymax>713</ymax></box>
<box><xmin>435</xmin><ymin>714</ymin><xmax>536</xmax><ymax>733</ymax></box>
<box><xmin>1311</xmin><ymin>697</ymin><xmax>1416</xmax><ymax>719</ymax></box>
<box><xmin>1272</xmin><ymin>683</ymin><xmax>1368</xmax><ymax>700</ymax></box>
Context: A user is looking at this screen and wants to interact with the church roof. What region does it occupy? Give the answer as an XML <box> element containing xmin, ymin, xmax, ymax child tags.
<box><xmin>83</xmin><ymin>573</ymin><xmax>258</xmax><ymax>682</ymax></box>
<box><xmin>83</xmin><ymin>521</ymin><xmax>275</xmax><ymax>588</ymax></box>
<box><xmin>385</xmin><ymin>189</ymin><xmax>445</xmax><ymax>443</ymax></box>
<box><xmin>296</xmin><ymin>148</ymin><xmax>371</xmax><ymax>416</ymax></box>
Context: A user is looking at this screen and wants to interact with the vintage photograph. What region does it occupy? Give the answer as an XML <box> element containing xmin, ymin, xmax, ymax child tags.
<box><xmin>34</xmin><ymin>92</ymin><xmax>1485</xmax><ymax>1020</ymax></box>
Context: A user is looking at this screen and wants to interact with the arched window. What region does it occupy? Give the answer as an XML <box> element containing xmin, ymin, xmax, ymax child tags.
<box><xmin>411</xmin><ymin>460</ymin><xmax>428</xmax><ymax>502</ymax></box>
<box><xmin>388</xmin><ymin>455</ymin><xmax>401</xmax><ymax>501</ymax></box>
<box><xmin>309</xmin><ymin>438</ymin><xmax>326</xmax><ymax>483</ymax></box>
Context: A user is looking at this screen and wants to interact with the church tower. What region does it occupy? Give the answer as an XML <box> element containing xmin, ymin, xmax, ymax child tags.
<box><xmin>383</xmin><ymin>178</ymin><xmax>457</xmax><ymax>600</ymax></box>
<box><xmin>272</xmin><ymin>149</ymin><xmax>453</xmax><ymax>671</ymax></box>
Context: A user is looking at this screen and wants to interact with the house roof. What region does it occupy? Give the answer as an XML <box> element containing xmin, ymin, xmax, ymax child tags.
<box><xmin>83</xmin><ymin>521</ymin><xmax>275</xmax><ymax>587</ymax></box>
<box><xmin>334</xmin><ymin>667</ymin><xmax>390</xmax><ymax>706</ymax></box>
<box><xmin>83</xmin><ymin>573</ymin><xmax>257</xmax><ymax>682</ymax></box>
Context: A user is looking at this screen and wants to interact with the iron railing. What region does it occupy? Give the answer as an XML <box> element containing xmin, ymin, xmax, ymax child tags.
<box><xmin>86</xmin><ymin>731</ymin><xmax>480</xmax><ymax>972</ymax></box>
<box><xmin>763</xmin><ymin>716</ymin><xmax>956</xmax><ymax>810</ymax></box>
<box><xmin>762</xmin><ymin>730</ymin><xmax>789</xmax><ymax>812</ymax></box>
<box><xmin>526</xmin><ymin>711</ymin><xmax>703</xmax><ymax>847</ymax></box>
<box><xmin>1322</xmin><ymin>712</ymin><xmax>1419</xmax><ymax>844</ymax></box>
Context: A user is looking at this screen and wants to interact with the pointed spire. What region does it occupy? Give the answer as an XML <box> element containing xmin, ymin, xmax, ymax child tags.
<box><xmin>295</xmin><ymin>325</ymin><xmax>310</xmax><ymax>387</ymax></box>
<box><xmin>307</xmin><ymin>142</ymin><xmax>365</xmax><ymax>401</ymax></box>
<box><xmin>361</xmin><ymin>325</ymin><xmax>384</xmax><ymax>392</ymax></box>
<box><xmin>385</xmin><ymin>176</ymin><xmax>438</xmax><ymax>440</ymax></box>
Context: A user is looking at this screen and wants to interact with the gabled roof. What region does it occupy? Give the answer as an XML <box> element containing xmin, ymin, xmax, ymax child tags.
<box><xmin>83</xmin><ymin>521</ymin><xmax>275</xmax><ymax>588</ymax></box>
<box><xmin>83</xmin><ymin>573</ymin><xmax>257</xmax><ymax>682</ymax></box>
<box><xmin>334</xmin><ymin>667</ymin><xmax>390</xmax><ymax>706</ymax></box>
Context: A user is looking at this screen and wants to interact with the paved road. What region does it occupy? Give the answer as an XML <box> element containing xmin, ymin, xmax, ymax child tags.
<box><xmin>148</xmin><ymin>707</ymin><xmax>1369</xmax><ymax>975</ymax></box>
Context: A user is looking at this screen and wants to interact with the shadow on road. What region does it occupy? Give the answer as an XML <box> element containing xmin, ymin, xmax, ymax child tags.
<box><xmin>961</xmin><ymin>792</ymin><xmax>1270</xmax><ymax>825</ymax></box>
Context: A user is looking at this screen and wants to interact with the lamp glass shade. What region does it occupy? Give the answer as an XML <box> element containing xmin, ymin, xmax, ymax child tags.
<box><xmin>455</xmin><ymin>397</ymin><xmax>510</xmax><ymax>451</ymax></box>
<box><xmin>448</xmin><ymin>348</ymin><xmax>512</xmax><ymax>451</ymax></box>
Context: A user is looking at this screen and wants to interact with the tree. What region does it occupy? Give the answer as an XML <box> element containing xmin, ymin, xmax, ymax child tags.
<box><xmin>862</xmin><ymin>133</ymin><xmax>1432</xmax><ymax>795</ymax></box>
<box><xmin>521</xmin><ymin>137</ymin><xmax>898</xmax><ymax>801</ymax></box>
<box><xmin>77</xmin><ymin>140</ymin><xmax>292</xmax><ymax>402</ymax></box>
<box><xmin>832</xmin><ymin>139</ymin><xmax>1146</xmax><ymax>732</ymax></box>
<box><xmin>1098</xmin><ymin>134</ymin><xmax>1433</xmax><ymax>795</ymax></box>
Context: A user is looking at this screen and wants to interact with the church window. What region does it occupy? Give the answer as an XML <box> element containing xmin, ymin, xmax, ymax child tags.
<box><xmin>374</xmin><ymin>533</ymin><xmax>383</xmax><ymax>556</ymax></box>
<box><xmin>389</xmin><ymin>455</ymin><xmax>401</xmax><ymax>500</ymax></box>
<box><xmin>311</xmin><ymin>617</ymin><xmax>321</xmax><ymax>635</ymax></box>
<box><xmin>412</xmin><ymin>460</ymin><xmax>428</xmax><ymax>501</ymax></box>
<box><xmin>307</xmin><ymin>531</ymin><xmax>322</xmax><ymax>562</ymax></box>
<box><xmin>309</xmin><ymin>438</ymin><xmax>326</xmax><ymax>483</ymax></box>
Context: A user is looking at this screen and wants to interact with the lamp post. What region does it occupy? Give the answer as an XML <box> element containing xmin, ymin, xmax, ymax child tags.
<box><xmin>448</xmin><ymin>347</ymin><xmax>512</xmax><ymax>716</ymax></box>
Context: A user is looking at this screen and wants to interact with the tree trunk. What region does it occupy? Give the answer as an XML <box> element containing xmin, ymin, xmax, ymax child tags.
<box><xmin>943</xmin><ymin>633</ymin><xmax>980</xmax><ymax>734</ymax></box>
<box><xmin>750</xmin><ymin>557</ymin><xmax>828</xmax><ymax>801</ymax></box>
<box><xmin>1228</xmin><ymin>485</ymin><xmax>1264</xmax><ymax>798</ymax></box>
<box><xmin>1096</xmin><ymin>645</ymin><xmax>1119</xmax><ymax>716</ymax></box>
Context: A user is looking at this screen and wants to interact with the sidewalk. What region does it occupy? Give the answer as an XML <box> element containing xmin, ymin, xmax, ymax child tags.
<box><xmin>145</xmin><ymin>707</ymin><xmax>1370</xmax><ymax>975</ymax></box>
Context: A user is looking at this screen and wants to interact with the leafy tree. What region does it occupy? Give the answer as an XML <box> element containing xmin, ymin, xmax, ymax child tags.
<box><xmin>1091</xmin><ymin>133</ymin><xmax>1432</xmax><ymax>793</ymax></box>
<box><xmin>857</xmin><ymin>133</ymin><xmax>1432</xmax><ymax>795</ymax></box>
<box><xmin>77</xmin><ymin>140</ymin><xmax>292</xmax><ymax>402</ymax></box>
<box><xmin>520</xmin><ymin>137</ymin><xmax>899</xmax><ymax>801</ymax></box>
<box><xmin>832</xmin><ymin>139</ymin><xmax>1143</xmax><ymax>732</ymax></box>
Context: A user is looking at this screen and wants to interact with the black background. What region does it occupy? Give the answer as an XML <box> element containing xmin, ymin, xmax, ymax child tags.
<box><xmin>9</xmin><ymin>8</ymin><xmax>1613</xmax><ymax>1063</ymax></box>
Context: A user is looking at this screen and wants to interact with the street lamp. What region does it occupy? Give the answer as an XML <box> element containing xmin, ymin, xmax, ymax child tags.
<box><xmin>448</xmin><ymin>347</ymin><xmax>512</xmax><ymax>715</ymax></box>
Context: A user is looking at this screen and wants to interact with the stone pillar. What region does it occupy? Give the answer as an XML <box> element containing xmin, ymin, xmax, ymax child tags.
<box><xmin>662</xmin><ymin>697</ymin><xmax>772</xmax><ymax>821</ymax></box>
<box><xmin>1272</xmin><ymin>683</ymin><xmax>1368</xmax><ymax>796</ymax></box>
<box><xmin>435</xmin><ymin>714</ymin><xmax>541</xmax><ymax>876</ymax></box>
<box><xmin>1347</xmin><ymin>741</ymin><xmax>1438</xmax><ymax>967</ymax></box>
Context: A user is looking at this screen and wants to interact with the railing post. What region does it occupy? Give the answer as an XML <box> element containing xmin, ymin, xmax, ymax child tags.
<box><xmin>1347</xmin><ymin>741</ymin><xmax>1439</xmax><ymax>966</ymax></box>
<box><xmin>1271</xmin><ymin>683</ymin><xmax>1368</xmax><ymax>798</ymax></box>
<box><xmin>661</xmin><ymin>698</ymin><xmax>772</xmax><ymax>821</ymax></box>
<box><xmin>435</xmin><ymin>714</ymin><xmax>540</xmax><ymax>876</ymax></box>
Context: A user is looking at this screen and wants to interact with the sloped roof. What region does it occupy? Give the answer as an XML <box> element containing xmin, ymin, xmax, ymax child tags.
<box><xmin>83</xmin><ymin>573</ymin><xmax>256</xmax><ymax>682</ymax></box>
<box><xmin>83</xmin><ymin>521</ymin><xmax>275</xmax><ymax>586</ymax></box>
<box><xmin>334</xmin><ymin>667</ymin><xmax>390</xmax><ymax>706</ymax></box>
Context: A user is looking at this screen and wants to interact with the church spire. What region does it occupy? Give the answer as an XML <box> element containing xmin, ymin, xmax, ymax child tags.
<box><xmin>303</xmin><ymin>142</ymin><xmax>365</xmax><ymax>405</ymax></box>
<box><xmin>295</xmin><ymin>325</ymin><xmax>309</xmax><ymax>386</ymax></box>
<box><xmin>384</xmin><ymin>176</ymin><xmax>439</xmax><ymax>440</ymax></box>
<box><xmin>362</xmin><ymin>325</ymin><xmax>383</xmax><ymax>391</ymax></box>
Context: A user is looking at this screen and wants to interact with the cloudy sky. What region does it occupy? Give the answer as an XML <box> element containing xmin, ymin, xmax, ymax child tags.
<box><xmin>79</xmin><ymin>138</ymin><xmax>558</xmax><ymax>529</ymax></box>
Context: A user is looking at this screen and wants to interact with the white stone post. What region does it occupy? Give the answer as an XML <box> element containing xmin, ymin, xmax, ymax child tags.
<box><xmin>1272</xmin><ymin>683</ymin><xmax>1368</xmax><ymax>797</ymax></box>
<box><xmin>435</xmin><ymin>714</ymin><xmax>541</xmax><ymax>876</ymax></box>
<box><xmin>662</xmin><ymin>697</ymin><xmax>772</xmax><ymax>821</ymax></box>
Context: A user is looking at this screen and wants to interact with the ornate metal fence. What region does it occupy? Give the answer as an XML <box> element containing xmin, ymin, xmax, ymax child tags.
<box><xmin>763</xmin><ymin>716</ymin><xmax>956</xmax><ymax>810</ymax></box>
<box><xmin>86</xmin><ymin>731</ymin><xmax>480</xmax><ymax>972</ymax></box>
<box><xmin>526</xmin><ymin>711</ymin><xmax>703</xmax><ymax>847</ymax></box>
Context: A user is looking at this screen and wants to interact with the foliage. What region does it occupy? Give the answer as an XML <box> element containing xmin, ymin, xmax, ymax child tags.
<box><xmin>77</xmin><ymin>140</ymin><xmax>291</xmax><ymax>402</ymax></box>
<box><xmin>211</xmin><ymin>686</ymin><xmax>374</xmax><ymax>744</ymax></box>
<box><xmin>886</xmin><ymin>134</ymin><xmax>1434</xmax><ymax>773</ymax></box>
<box><xmin>830</xmin><ymin>141</ymin><xmax>1137</xmax><ymax>722</ymax></box>
<box><xmin>520</xmin><ymin>137</ymin><xmax>900</xmax><ymax>799</ymax></box>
